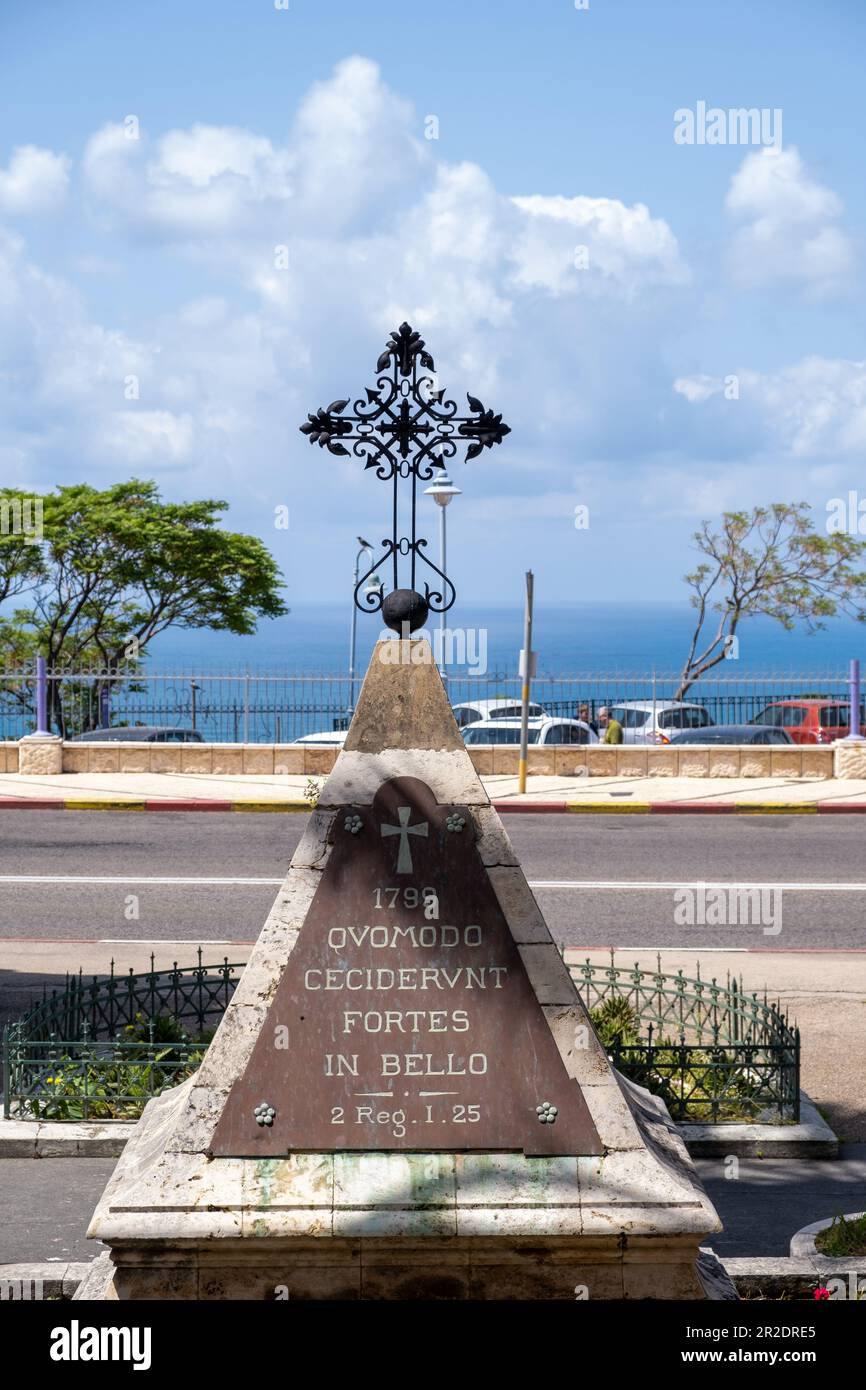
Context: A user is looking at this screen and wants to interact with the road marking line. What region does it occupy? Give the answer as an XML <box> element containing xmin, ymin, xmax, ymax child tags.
<box><xmin>0</xmin><ymin>875</ymin><xmax>864</xmax><ymax>892</ymax></box>
<box><xmin>531</xmin><ymin>880</ymin><xmax>866</xmax><ymax>891</ymax></box>
<box><xmin>570</xmin><ymin>946</ymin><xmax>751</xmax><ymax>953</ymax></box>
<box><xmin>0</xmin><ymin>875</ymin><xmax>283</xmax><ymax>885</ymax></box>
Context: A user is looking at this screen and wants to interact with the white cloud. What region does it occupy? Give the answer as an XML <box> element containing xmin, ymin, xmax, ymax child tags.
<box><xmin>511</xmin><ymin>193</ymin><xmax>687</xmax><ymax>293</ymax></box>
<box><xmin>725</xmin><ymin>146</ymin><xmax>855</xmax><ymax>292</ymax></box>
<box><xmin>157</xmin><ymin>125</ymin><xmax>288</xmax><ymax>192</ymax></box>
<box><xmin>3</xmin><ymin>55</ymin><xmax>863</xmax><ymax>603</ymax></box>
<box><xmin>289</xmin><ymin>56</ymin><xmax>428</xmax><ymax>231</ymax></box>
<box><xmin>81</xmin><ymin>57</ymin><xmax>425</xmax><ymax>242</ymax></box>
<box><xmin>673</xmin><ymin>375</ymin><xmax>722</xmax><ymax>404</ymax></box>
<box><xmin>742</xmin><ymin>356</ymin><xmax>866</xmax><ymax>458</ymax></box>
<box><xmin>83</xmin><ymin>120</ymin><xmax>292</xmax><ymax>238</ymax></box>
<box><xmin>97</xmin><ymin>410</ymin><xmax>195</xmax><ymax>466</ymax></box>
<box><xmin>674</xmin><ymin>356</ymin><xmax>866</xmax><ymax>460</ymax></box>
<box><xmin>462</xmin><ymin>490</ymin><xmax>584</xmax><ymax>523</ymax></box>
<box><xmin>0</xmin><ymin>145</ymin><xmax>69</xmax><ymax>215</ymax></box>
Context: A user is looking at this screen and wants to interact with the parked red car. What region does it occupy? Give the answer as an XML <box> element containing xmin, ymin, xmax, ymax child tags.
<box><xmin>751</xmin><ymin>699</ymin><xmax>864</xmax><ymax>744</ymax></box>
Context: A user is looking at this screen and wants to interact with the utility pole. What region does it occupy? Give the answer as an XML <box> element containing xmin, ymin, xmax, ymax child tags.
<box><xmin>518</xmin><ymin>570</ymin><xmax>535</xmax><ymax>795</ymax></box>
<box><xmin>846</xmin><ymin>658</ymin><xmax>864</xmax><ymax>741</ymax></box>
<box><xmin>349</xmin><ymin>537</ymin><xmax>374</xmax><ymax>718</ymax></box>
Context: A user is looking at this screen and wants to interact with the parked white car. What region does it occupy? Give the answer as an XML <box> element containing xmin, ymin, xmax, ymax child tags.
<box><xmin>292</xmin><ymin>730</ymin><xmax>347</xmax><ymax>747</ymax></box>
<box><xmin>606</xmin><ymin>700</ymin><xmax>714</xmax><ymax>744</ymax></box>
<box><xmin>461</xmin><ymin>717</ymin><xmax>598</xmax><ymax>746</ymax></box>
<box><xmin>451</xmin><ymin>697</ymin><xmax>547</xmax><ymax>728</ymax></box>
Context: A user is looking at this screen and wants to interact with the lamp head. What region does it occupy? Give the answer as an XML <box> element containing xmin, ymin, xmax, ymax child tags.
<box><xmin>423</xmin><ymin>471</ymin><xmax>462</xmax><ymax>509</ymax></box>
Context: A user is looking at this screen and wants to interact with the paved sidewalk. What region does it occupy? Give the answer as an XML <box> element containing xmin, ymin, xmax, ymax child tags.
<box><xmin>697</xmin><ymin>1144</ymin><xmax>866</xmax><ymax>1258</ymax></box>
<box><xmin>0</xmin><ymin>1159</ymin><xmax>114</xmax><ymax>1262</ymax></box>
<box><xmin>3</xmin><ymin>770</ymin><xmax>866</xmax><ymax>810</ymax></box>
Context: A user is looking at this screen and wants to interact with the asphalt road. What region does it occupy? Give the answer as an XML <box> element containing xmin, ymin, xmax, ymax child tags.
<box><xmin>0</xmin><ymin>811</ymin><xmax>865</xmax><ymax>948</ymax></box>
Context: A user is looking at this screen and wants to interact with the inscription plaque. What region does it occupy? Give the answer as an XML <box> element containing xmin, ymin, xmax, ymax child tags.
<box><xmin>211</xmin><ymin>777</ymin><xmax>602</xmax><ymax>1156</ymax></box>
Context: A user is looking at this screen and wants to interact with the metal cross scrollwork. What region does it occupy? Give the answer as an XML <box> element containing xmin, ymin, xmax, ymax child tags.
<box><xmin>299</xmin><ymin>322</ymin><xmax>510</xmax><ymax>632</ymax></box>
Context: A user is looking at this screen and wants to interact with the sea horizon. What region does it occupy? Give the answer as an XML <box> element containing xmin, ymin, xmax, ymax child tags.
<box><xmin>145</xmin><ymin>599</ymin><xmax>866</xmax><ymax>677</ymax></box>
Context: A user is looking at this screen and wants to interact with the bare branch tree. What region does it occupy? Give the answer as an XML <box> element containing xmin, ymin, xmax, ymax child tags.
<box><xmin>676</xmin><ymin>503</ymin><xmax>866</xmax><ymax>699</ymax></box>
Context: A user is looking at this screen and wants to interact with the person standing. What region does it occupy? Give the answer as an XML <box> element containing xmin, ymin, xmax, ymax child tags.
<box><xmin>578</xmin><ymin>704</ymin><xmax>598</xmax><ymax>736</ymax></box>
<box><xmin>598</xmin><ymin>706</ymin><xmax>623</xmax><ymax>744</ymax></box>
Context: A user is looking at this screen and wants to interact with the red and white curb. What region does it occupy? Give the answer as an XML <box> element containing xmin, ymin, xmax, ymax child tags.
<box><xmin>0</xmin><ymin>796</ymin><xmax>865</xmax><ymax>813</ymax></box>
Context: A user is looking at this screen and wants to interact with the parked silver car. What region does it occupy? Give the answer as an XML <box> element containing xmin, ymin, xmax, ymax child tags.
<box><xmin>461</xmin><ymin>717</ymin><xmax>598</xmax><ymax>746</ymax></box>
<box><xmin>451</xmin><ymin>697</ymin><xmax>546</xmax><ymax>728</ymax></box>
<box><xmin>606</xmin><ymin>700</ymin><xmax>714</xmax><ymax>745</ymax></box>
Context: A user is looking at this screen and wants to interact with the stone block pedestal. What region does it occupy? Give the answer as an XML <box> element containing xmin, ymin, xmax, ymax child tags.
<box><xmin>18</xmin><ymin>733</ymin><xmax>63</xmax><ymax>775</ymax></box>
<box><xmin>78</xmin><ymin>641</ymin><xmax>722</xmax><ymax>1301</ymax></box>
<box><xmin>835</xmin><ymin>740</ymin><xmax>866</xmax><ymax>779</ymax></box>
<box><xmin>80</xmin><ymin>1235</ymin><xmax>709</xmax><ymax>1301</ymax></box>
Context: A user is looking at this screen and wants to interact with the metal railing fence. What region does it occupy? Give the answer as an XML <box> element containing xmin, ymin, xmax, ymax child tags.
<box><xmin>2</xmin><ymin>951</ymin><xmax>241</xmax><ymax>1121</ymax></box>
<box><xmin>3</xmin><ymin>953</ymin><xmax>798</xmax><ymax>1124</ymax></box>
<box><xmin>0</xmin><ymin>664</ymin><xmax>855</xmax><ymax>743</ymax></box>
<box><xmin>570</xmin><ymin>955</ymin><xmax>800</xmax><ymax>1123</ymax></box>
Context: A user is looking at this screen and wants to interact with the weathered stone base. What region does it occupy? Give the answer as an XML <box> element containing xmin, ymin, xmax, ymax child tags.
<box><xmin>78</xmin><ymin>1235</ymin><xmax>708</xmax><ymax>1301</ymax></box>
<box><xmin>79</xmin><ymin>642</ymin><xmax>720</xmax><ymax>1302</ymax></box>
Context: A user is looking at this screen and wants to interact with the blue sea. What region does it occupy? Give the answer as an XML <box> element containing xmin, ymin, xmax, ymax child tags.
<box><xmin>15</xmin><ymin>601</ymin><xmax>862</xmax><ymax>743</ymax></box>
<box><xmin>149</xmin><ymin>601</ymin><xmax>866</xmax><ymax>677</ymax></box>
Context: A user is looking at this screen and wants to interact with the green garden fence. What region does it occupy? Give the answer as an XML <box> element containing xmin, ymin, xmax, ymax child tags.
<box><xmin>3</xmin><ymin>950</ymin><xmax>799</xmax><ymax>1124</ymax></box>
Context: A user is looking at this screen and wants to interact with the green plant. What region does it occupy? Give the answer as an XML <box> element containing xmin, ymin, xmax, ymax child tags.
<box><xmin>29</xmin><ymin>1047</ymin><xmax>207</xmax><ymax>1121</ymax></box>
<box><xmin>607</xmin><ymin>1035</ymin><xmax>763</xmax><ymax>1122</ymax></box>
<box><xmin>590</xmin><ymin>996</ymin><xmax>641</xmax><ymax>1048</ymax></box>
<box><xmin>815</xmin><ymin>1212</ymin><xmax>866</xmax><ymax>1258</ymax></box>
<box><xmin>120</xmin><ymin>1011</ymin><xmax>213</xmax><ymax>1064</ymax></box>
<box><xmin>304</xmin><ymin>776</ymin><xmax>322</xmax><ymax>807</ymax></box>
<box><xmin>22</xmin><ymin>1009</ymin><xmax>215</xmax><ymax>1120</ymax></box>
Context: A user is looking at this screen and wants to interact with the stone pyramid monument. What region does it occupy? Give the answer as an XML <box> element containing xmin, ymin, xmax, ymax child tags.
<box><xmin>78</xmin><ymin>637</ymin><xmax>721</xmax><ymax>1300</ymax></box>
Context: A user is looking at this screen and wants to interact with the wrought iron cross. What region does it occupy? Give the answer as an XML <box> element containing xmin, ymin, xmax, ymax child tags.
<box><xmin>300</xmin><ymin>322</ymin><xmax>510</xmax><ymax>632</ymax></box>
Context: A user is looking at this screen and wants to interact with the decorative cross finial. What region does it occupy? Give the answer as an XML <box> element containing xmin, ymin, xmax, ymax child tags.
<box><xmin>300</xmin><ymin>323</ymin><xmax>510</xmax><ymax>633</ymax></box>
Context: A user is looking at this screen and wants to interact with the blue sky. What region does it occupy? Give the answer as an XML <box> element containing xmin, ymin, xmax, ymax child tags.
<box><xmin>1</xmin><ymin>0</ymin><xmax>864</xmax><ymax>609</ymax></box>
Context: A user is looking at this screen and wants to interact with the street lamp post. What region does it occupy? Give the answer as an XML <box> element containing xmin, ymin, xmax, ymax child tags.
<box><xmin>348</xmin><ymin>538</ymin><xmax>382</xmax><ymax>719</ymax></box>
<box><xmin>423</xmin><ymin>471</ymin><xmax>461</xmax><ymax>676</ymax></box>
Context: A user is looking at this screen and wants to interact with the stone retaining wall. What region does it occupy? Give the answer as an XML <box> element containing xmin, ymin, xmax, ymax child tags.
<box><xmin>0</xmin><ymin>743</ymin><xmax>19</xmax><ymax>773</ymax></box>
<box><xmin>6</xmin><ymin>740</ymin><xmax>854</xmax><ymax>777</ymax></box>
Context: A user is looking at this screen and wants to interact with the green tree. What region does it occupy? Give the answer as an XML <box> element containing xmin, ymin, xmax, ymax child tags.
<box><xmin>677</xmin><ymin>502</ymin><xmax>866</xmax><ymax>698</ymax></box>
<box><xmin>0</xmin><ymin>480</ymin><xmax>287</xmax><ymax>732</ymax></box>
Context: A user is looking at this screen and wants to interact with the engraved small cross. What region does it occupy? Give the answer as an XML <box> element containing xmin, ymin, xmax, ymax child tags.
<box><xmin>380</xmin><ymin>806</ymin><xmax>429</xmax><ymax>874</ymax></box>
